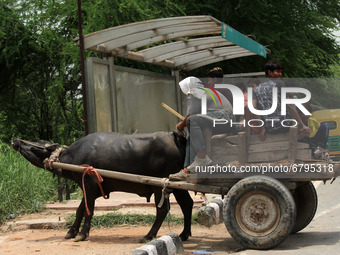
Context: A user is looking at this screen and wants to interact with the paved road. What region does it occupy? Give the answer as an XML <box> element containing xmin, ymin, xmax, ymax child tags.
<box><xmin>228</xmin><ymin>180</ymin><xmax>340</xmax><ymax>255</ymax></box>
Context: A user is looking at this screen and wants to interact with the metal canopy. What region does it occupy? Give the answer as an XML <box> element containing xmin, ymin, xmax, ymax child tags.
<box><xmin>78</xmin><ymin>16</ymin><xmax>268</xmax><ymax>71</ymax></box>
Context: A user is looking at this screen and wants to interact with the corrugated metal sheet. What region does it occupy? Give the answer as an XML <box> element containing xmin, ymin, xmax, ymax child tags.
<box><xmin>76</xmin><ymin>16</ymin><xmax>268</xmax><ymax>71</ymax></box>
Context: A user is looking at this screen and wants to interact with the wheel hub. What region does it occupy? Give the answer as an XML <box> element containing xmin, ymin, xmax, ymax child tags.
<box><xmin>236</xmin><ymin>191</ymin><xmax>280</xmax><ymax>236</ymax></box>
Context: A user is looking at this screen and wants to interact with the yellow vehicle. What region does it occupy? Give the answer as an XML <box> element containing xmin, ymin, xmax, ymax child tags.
<box><xmin>312</xmin><ymin>109</ymin><xmax>340</xmax><ymax>159</ymax></box>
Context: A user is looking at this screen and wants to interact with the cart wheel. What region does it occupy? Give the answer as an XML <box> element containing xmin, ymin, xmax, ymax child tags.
<box><xmin>223</xmin><ymin>175</ymin><xmax>296</xmax><ymax>249</ymax></box>
<box><xmin>291</xmin><ymin>181</ymin><xmax>318</xmax><ymax>234</ymax></box>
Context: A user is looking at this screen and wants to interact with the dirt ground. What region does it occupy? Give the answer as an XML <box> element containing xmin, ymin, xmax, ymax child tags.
<box><xmin>2</xmin><ymin>181</ymin><xmax>338</xmax><ymax>254</ymax></box>
<box><xmin>0</xmin><ymin>204</ymin><xmax>242</xmax><ymax>255</ymax></box>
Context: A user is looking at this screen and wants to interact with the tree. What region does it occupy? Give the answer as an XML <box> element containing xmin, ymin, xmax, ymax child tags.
<box><xmin>0</xmin><ymin>0</ymin><xmax>339</xmax><ymax>144</ymax></box>
<box><xmin>190</xmin><ymin>0</ymin><xmax>340</xmax><ymax>78</ymax></box>
<box><xmin>0</xmin><ymin>0</ymin><xmax>84</xmax><ymax>144</ymax></box>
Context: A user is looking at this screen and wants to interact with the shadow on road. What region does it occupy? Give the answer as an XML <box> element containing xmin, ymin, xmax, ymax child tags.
<box><xmin>275</xmin><ymin>231</ymin><xmax>340</xmax><ymax>251</ymax></box>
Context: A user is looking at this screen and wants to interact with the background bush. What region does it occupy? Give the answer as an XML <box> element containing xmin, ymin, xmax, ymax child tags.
<box><xmin>0</xmin><ymin>141</ymin><xmax>58</xmax><ymax>225</ymax></box>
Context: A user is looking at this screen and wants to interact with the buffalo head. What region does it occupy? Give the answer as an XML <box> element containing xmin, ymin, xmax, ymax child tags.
<box><xmin>12</xmin><ymin>139</ymin><xmax>59</xmax><ymax>168</ymax></box>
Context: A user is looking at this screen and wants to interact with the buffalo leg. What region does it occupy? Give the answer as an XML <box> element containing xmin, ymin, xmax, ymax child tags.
<box><xmin>57</xmin><ymin>175</ymin><xmax>63</xmax><ymax>202</ymax></box>
<box><xmin>74</xmin><ymin>192</ymin><xmax>97</xmax><ymax>242</ymax></box>
<box><xmin>65</xmin><ymin>179</ymin><xmax>71</xmax><ymax>200</ymax></box>
<box><xmin>65</xmin><ymin>198</ymin><xmax>86</xmax><ymax>239</ymax></box>
<box><xmin>173</xmin><ymin>189</ymin><xmax>193</xmax><ymax>241</ymax></box>
<box><xmin>140</xmin><ymin>188</ymin><xmax>170</xmax><ymax>243</ymax></box>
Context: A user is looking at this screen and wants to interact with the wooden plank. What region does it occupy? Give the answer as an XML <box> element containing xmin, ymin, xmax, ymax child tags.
<box><xmin>296</xmin><ymin>149</ymin><xmax>312</xmax><ymax>160</ymax></box>
<box><xmin>247</xmin><ymin>151</ymin><xmax>284</xmax><ymax>162</ymax></box>
<box><xmin>211</xmin><ymin>145</ymin><xmax>238</xmax><ymax>155</ymax></box>
<box><xmin>288</xmin><ymin>127</ymin><xmax>298</xmax><ymax>161</ymax></box>
<box><xmin>249</xmin><ymin>132</ymin><xmax>289</xmax><ymax>145</ymax></box>
<box><xmin>140</xmin><ymin>178</ymin><xmax>222</xmax><ymax>194</ymax></box>
<box><xmin>247</xmin><ymin>149</ymin><xmax>312</xmax><ymax>162</ymax></box>
<box><xmin>248</xmin><ymin>141</ymin><xmax>309</xmax><ymax>153</ymax></box>
<box><xmin>49</xmin><ymin>162</ymin><xmax>224</xmax><ymax>194</ymax></box>
<box><xmin>213</xmin><ymin>132</ymin><xmax>308</xmax><ymax>146</ymax></box>
<box><xmin>211</xmin><ymin>134</ymin><xmax>237</xmax><ymax>146</ymax></box>
<box><xmin>161</xmin><ymin>102</ymin><xmax>185</xmax><ymax>120</ymax></box>
<box><xmin>211</xmin><ymin>154</ymin><xmax>239</xmax><ymax>165</ymax></box>
<box><xmin>225</xmin><ymin>135</ymin><xmax>239</xmax><ymax>144</ymax></box>
<box><xmin>238</xmin><ymin>132</ymin><xmax>247</xmax><ymax>164</ymax></box>
<box><xmin>246</xmin><ymin>126</ymin><xmax>251</xmax><ymax>151</ymax></box>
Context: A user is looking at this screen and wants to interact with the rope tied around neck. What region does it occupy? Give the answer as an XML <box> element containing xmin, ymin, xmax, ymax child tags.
<box><xmin>44</xmin><ymin>146</ymin><xmax>68</xmax><ymax>174</ymax></box>
<box><xmin>81</xmin><ymin>165</ymin><xmax>109</xmax><ymax>215</ymax></box>
<box><xmin>158</xmin><ymin>178</ymin><xmax>170</xmax><ymax>208</ymax></box>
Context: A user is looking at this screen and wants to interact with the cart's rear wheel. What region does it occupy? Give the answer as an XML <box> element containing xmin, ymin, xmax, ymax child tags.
<box><xmin>223</xmin><ymin>176</ymin><xmax>296</xmax><ymax>249</ymax></box>
<box><xmin>291</xmin><ymin>181</ymin><xmax>318</xmax><ymax>234</ymax></box>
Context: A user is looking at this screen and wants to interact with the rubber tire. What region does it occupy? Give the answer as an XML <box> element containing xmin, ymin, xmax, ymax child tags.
<box><xmin>291</xmin><ymin>182</ymin><xmax>318</xmax><ymax>234</ymax></box>
<box><xmin>223</xmin><ymin>175</ymin><xmax>296</xmax><ymax>249</ymax></box>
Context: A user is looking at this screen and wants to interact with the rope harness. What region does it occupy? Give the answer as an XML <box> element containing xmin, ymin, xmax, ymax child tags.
<box><xmin>44</xmin><ymin>146</ymin><xmax>68</xmax><ymax>174</ymax></box>
<box><xmin>158</xmin><ymin>178</ymin><xmax>171</xmax><ymax>208</ymax></box>
<box><xmin>43</xmin><ymin>145</ymin><xmax>109</xmax><ymax>215</ymax></box>
<box><xmin>81</xmin><ymin>165</ymin><xmax>109</xmax><ymax>215</ymax></box>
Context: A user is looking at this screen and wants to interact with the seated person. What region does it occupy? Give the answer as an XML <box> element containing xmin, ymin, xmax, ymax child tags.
<box><xmin>298</xmin><ymin>103</ymin><xmax>329</xmax><ymax>152</ymax></box>
<box><xmin>250</xmin><ymin>60</ymin><xmax>310</xmax><ymax>140</ymax></box>
<box><xmin>207</xmin><ymin>67</ymin><xmax>233</xmax><ymax>106</ymax></box>
<box><xmin>169</xmin><ymin>76</ymin><xmax>233</xmax><ymax>181</ymax></box>
<box><xmin>247</xmin><ymin>77</ymin><xmax>260</xmax><ymax>90</ymax></box>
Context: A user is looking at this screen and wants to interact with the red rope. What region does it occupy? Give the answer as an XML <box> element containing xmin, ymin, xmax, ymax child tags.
<box><xmin>81</xmin><ymin>165</ymin><xmax>109</xmax><ymax>215</ymax></box>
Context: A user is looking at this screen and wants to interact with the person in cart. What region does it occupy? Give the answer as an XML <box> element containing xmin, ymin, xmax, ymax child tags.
<box><xmin>169</xmin><ymin>69</ymin><xmax>233</xmax><ymax>181</ymax></box>
<box><xmin>297</xmin><ymin>103</ymin><xmax>330</xmax><ymax>159</ymax></box>
<box><xmin>250</xmin><ymin>60</ymin><xmax>311</xmax><ymax>141</ymax></box>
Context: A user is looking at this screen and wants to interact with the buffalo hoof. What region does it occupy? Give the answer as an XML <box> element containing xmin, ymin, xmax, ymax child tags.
<box><xmin>139</xmin><ymin>235</ymin><xmax>154</xmax><ymax>243</ymax></box>
<box><xmin>64</xmin><ymin>231</ymin><xmax>77</xmax><ymax>239</ymax></box>
<box><xmin>74</xmin><ymin>233</ymin><xmax>87</xmax><ymax>242</ymax></box>
<box><xmin>179</xmin><ymin>231</ymin><xmax>191</xmax><ymax>241</ymax></box>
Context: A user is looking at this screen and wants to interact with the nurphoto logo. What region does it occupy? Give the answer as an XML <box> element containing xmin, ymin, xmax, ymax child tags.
<box><xmin>200</xmin><ymin>84</ymin><xmax>312</xmax><ymax>129</ymax></box>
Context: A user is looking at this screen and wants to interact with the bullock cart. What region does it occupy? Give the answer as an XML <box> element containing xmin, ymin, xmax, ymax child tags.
<box><xmin>47</xmin><ymin>127</ymin><xmax>340</xmax><ymax>250</ymax></box>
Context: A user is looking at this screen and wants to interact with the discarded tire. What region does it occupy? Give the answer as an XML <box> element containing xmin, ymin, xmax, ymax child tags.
<box><xmin>223</xmin><ymin>175</ymin><xmax>296</xmax><ymax>249</ymax></box>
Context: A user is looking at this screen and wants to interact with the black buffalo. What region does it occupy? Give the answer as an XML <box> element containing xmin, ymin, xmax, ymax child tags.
<box><xmin>12</xmin><ymin>131</ymin><xmax>192</xmax><ymax>242</ymax></box>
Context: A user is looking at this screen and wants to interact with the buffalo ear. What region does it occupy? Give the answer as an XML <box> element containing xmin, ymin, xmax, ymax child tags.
<box><xmin>45</xmin><ymin>143</ymin><xmax>59</xmax><ymax>151</ymax></box>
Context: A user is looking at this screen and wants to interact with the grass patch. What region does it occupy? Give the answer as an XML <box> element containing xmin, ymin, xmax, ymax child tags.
<box><xmin>66</xmin><ymin>212</ymin><xmax>201</xmax><ymax>229</ymax></box>
<box><xmin>0</xmin><ymin>141</ymin><xmax>58</xmax><ymax>225</ymax></box>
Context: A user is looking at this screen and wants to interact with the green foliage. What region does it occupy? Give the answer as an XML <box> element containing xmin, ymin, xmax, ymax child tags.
<box><xmin>330</xmin><ymin>57</ymin><xmax>340</xmax><ymax>78</ymax></box>
<box><xmin>0</xmin><ymin>0</ymin><xmax>339</xmax><ymax>145</ymax></box>
<box><xmin>284</xmin><ymin>78</ymin><xmax>340</xmax><ymax>110</ymax></box>
<box><xmin>0</xmin><ymin>1</ymin><xmax>85</xmax><ymax>144</ymax></box>
<box><xmin>204</xmin><ymin>0</ymin><xmax>340</xmax><ymax>77</ymax></box>
<box><xmin>0</xmin><ymin>141</ymin><xmax>58</xmax><ymax>225</ymax></box>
